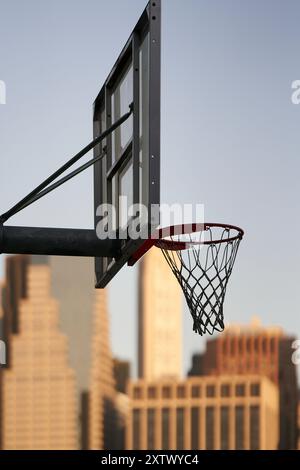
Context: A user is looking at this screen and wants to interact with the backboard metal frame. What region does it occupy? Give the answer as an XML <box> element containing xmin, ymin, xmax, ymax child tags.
<box><xmin>93</xmin><ymin>1</ymin><xmax>161</xmax><ymax>288</ymax></box>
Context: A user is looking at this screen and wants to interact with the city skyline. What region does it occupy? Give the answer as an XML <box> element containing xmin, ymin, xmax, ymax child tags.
<box><xmin>1</xmin><ymin>0</ymin><xmax>300</xmax><ymax>372</ymax></box>
<box><xmin>1</xmin><ymin>253</ymin><xmax>297</xmax><ymax>380</ymax></box>
<box><xmin>0</xmin><ymin>253</ymin><xmax>298</xmax><ymax>449</ymax></box>
<box><xmin>0</xmin><ymin>1</ymin><xmax>300</xmax><ymax>452</ymax></box>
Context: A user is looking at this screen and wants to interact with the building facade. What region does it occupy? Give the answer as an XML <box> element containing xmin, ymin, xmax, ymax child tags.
<box><xmin>113</xmin><ymin>358</ymin><xmax>131</xmax><ymax>394</ymax></box>
<box><xmin>138</xmin><ymin>249</ymin><xmax>182</xmax><ymax>380</ymax></box>
<box><xmin>49</xmin><ymin>256</ymin><xmax>95</xmax><ymax>447</ymax></box>
<box><xmin>89</xmin><ymin>289</ymin><xmax>116</xmax><ymax>449</ymax></box>
<box><xmin>189</xmin><ymin>319</ymin><xmax>298</xmax><ymax>449</ymax></box>
<box><xmin>1</xmin><ymin>257</ymin><xmax>77</xmax><ymax>449</ymax></box>
<box><xmin>49</xmin><ymin>256</ymin><xmax>95</xmax><ymax>396</ymax></box>
<box><xmin>126</xmin><ymin>376</ymin><xmax>279</xmax><ymax>450</ymax></box>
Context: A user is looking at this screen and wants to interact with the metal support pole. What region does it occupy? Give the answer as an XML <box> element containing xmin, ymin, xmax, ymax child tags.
<box><xmin>0</xmin><ymin>225</ymin><xmax>121</xmax><ymax>258</ymax></box>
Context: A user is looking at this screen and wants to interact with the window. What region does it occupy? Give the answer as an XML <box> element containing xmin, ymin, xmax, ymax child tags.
<box><xmin>221</xmin><ymin>384</ymin><xmax>230</xmax><ymax>397</ymax></box>
<box><xmin>262</xmin><ymin>338</ymin><xmax>267</xmax><ymax>354</ymax></box>
<box><xmin>162</xmin><ymin>408</ymin><xmax>170</xmax><ymax>450</ymax></box>
<box><xmin>235</xmin><ymin>384</ymin><xmax>245</xmax><ymax>397</ymax></box>
<box><xmin>162</xmin><ymin>386</ymin><xmax>171</xmax><ymax>399</ymax></box>
<box><xmin>147</xmin><ymin>409</ymin><xmax>155</xmax><ymax>450</ymax></box>
<box><xmin>177</xmin><ymin>386</ymin><xmax>185</xmax><ymax>398</ymax></box>
<box><xmin>235</xmin><ymin>406</ymin><xmax>244</xmax><ymax>450</ymax></box>
<box><xmin>133</xmin><ymin>387</ymin><xmax>142</xmax><ymax>399</ymax></box>
<box><xmin>205</xmin><ymin>407</ymin><xmax>215</xmax><ymax>450</ymax></box>
<box><xmin>133</xmin><ymin>409</ymin><xmax>141</xmax><ymax>449</ymax></box>
<box><xmin>148</xmin><ymin>387</ymin><xmax>156</xmax><ymax>399</ymax></box>
<box><xmin>191</xmin><ymin>385</ymin><xmax>201</xmax><ymax>398</ymax></box>
<box><xmin>220</xmin><ymin>407</ymin><xmax>229</xmax><ymax>450</ymax></box>
<box><xmin>206</xmin><ymin>385</ymin><xmax>215</xmax><ymax>398</ymax></box>
<box><xmin>176</xmin><ymin>408</ymin><xmax>184</xmax><ymax>450</ymax></box>
<box><xmin>191</xmin><ymin>407</ymin><xmax>200</xmax><ymax>450</ymax></box>
<box><xmin>250</xmin><ymin>383</ymin><xmax>260</xmax><ymax>397</ymax></box>
<box><xmin>270</xmin><ymin>338</ymin><xmax>276</xmax><ymax>353</ymax></box>
<box><xmin>250</xmin><ymin>406</ymin><xmax>260</xmax><ymax>450</ymax></box>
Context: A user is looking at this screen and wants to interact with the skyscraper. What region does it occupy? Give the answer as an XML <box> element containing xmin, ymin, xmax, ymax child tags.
<box><xmin>1</xmin><ymin>255</ymin><xmax>30</xmax><ymax>366</ymax></box>
<box><xmin>49</xmin><ymin>257</ymin><xmax>94</xmax><ymax>396</ymax></box>
<box><xmin>113</xmin><ymin>358</ymin><xmax>131</xmax><ymax>394</ymax></box>
<box><xmin>1</xmin><ymin>256</ymin><xmax>77</xmax><ymax>449</ymax></box>
<box><xmin>112</xmin><ymin>359</ymin><xmax>131</xmax><ymax>450</ymax></box>
<box><xmin>48</xmin><ymin>256</ymin><xmax>95</xmax><ymax>448</ymax></box>
<box><xmin>138</xmin><ymin>249</ymin><xmax>182</xmax><ymax>380</ymax></box>
<box><xmin>1</xmin><ymin>255</ymin><xmax>100</xmax><ymax>448</ymax></box>
<box><xmin>189</xmin><ymin>318</ymin><xmax>298</xmax><ymax>449</ymax></box>
<box><xmin>89</xmin><ymin>289</ymin><xmax>116</xmax><ymax>449</ymax></box>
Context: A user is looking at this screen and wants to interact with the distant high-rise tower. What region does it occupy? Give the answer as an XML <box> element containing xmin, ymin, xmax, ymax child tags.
<box><xmin>49</xmin><ymin>257</ymin><xmax>94</xmax><ymax>396</ymax></box>
<box><xmin>189</xmin><ymin>318</ymin><xmax>298</xmax><ymax>449</ymax></box>
<box><xmin>1</xmin><ymin>255</ymin><xmax>30</xmax><ymax>365</ymax></box>
<box><xmin>1</xmin><ymin>256</ymin><xmax>77</xmax><ymax>449</ymax></box>
<box><xmin>113</xmin><ymin>358</ymin><xmax>131</xmax><ymax>394</ymax></box>
<box><xmin>1</xmin><ymin>255</ymin><xmax>97</xmax><ymax>449</ymax></box>
<box><xmin>138</xmin><ymin>249</ymin><xmax>182</xmax><ymax>380</ymax></box>
<box><xmin>89</xmin><ymin>289</ymin><xmax>116</xmax><ymax>449</ymax></box>
<box><xmin>48</xmin><ymin>257</ymin><xmax>95</xmax><ymax>448</ymax></box>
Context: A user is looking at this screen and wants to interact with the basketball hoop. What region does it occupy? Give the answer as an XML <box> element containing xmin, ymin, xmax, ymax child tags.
<box><xmin>154</xmin><ymin>223</ymin><xmax>244</xmax><ymax>336</ymax></box>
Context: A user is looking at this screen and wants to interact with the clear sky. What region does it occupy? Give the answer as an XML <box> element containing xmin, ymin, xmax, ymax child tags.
<box><xmin>1</xmin><ymin>0</ymin><xmax>300</xmax><ymax>376</ymax></box>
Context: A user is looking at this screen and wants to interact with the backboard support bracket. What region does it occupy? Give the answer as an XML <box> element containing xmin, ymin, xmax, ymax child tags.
<box><xmin>0</xmin><ymin>224</ymin><xmax>122</xmax><ymax>258</ymax></box>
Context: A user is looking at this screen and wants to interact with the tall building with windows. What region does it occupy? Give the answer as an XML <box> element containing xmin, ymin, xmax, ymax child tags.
<box><xmin>113</xmin><ymin>358</ymin><xmax>131</xmax><ymax>394</ymax></box>
<box><xmin>89</xmin><ymin>289</ymin><xmax>116</xmax><ymax>449</ymax></box>
<box><xmin>48</xmin><ymin>256</ymin><xmax>95</xmax><ymax>448</ymax></box>
<box><xmin>1</xmin><ymin>256</ymin><xmax>77</xmax><ymax>449</ymax></box>
<box><xmin>189</xmin><ymin>318</ymin><xmax>298</xmax><ymax>449</ymax></box>
<box><xmin>0</xmin><ymin>255</ymin><xmax>101</xmax><ymax>449</ymax></box>
<box><xmin>138</xmin><ymin>249</ymin><xmax>182</xmax><ymax>380</ymax></box>
<box><xmin>1</xmin><ymin>255</ymin><xmax>30</xmax><ymax>367</ymax></box>
<box><xmin>49</xmin><ymin>257</ymin><xmax>94</xmax><ymax>397</ymax></box>
<box><xmin>126</xmin><ymin>375</ymin><xmax>279</xmax><ymax>450</ymax></box>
